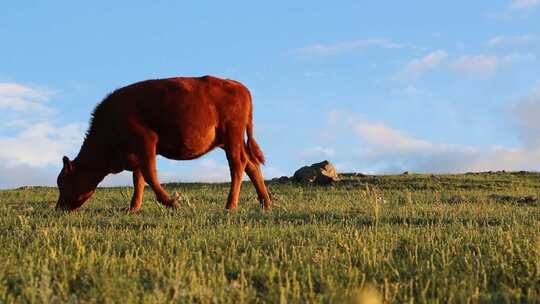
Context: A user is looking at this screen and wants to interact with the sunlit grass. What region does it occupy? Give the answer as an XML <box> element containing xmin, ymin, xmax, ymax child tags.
<box><xmin>0</xmin><ymin>173</ymin><xmax>539</xmax><ymax>303</ymax></box>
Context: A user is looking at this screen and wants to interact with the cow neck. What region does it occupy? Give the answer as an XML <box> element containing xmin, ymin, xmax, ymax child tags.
<box><xmin>73</xmin><ymin>134</ymin><xmax>110</xmax><ymax>184</ymax></box>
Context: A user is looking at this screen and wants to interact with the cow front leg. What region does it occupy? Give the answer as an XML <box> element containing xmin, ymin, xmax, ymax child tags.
<box><xmin>137</xmin><ymin>133</ymin><xmax>178</xmax><ymax>208</ymax></box>
<box><xmin>128</xmin><ymin>170</ymin><xmax>145</xmax><ymax>212</ymax></box>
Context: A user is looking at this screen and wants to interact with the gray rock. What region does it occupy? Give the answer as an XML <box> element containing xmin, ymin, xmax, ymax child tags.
<box><xmin>292</xmin><ymin>160</ymin><xmax>339</xmax><ymax>185</ymax></box>
<box><xmin>277</xmin><ymin>176</ymin><xmax>290</xmax><ymax>183</ymax></box>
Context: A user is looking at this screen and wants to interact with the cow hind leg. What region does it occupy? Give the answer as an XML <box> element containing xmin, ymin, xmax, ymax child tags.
<box><xmin>245</xmin><ymin>160</ymin><xmax>272</xmax><ymax>209</ymax></box>
<box><xmin>224</xmin><ymin>132</ymin><xmax>248</xmax><ymax>209</ymax></box>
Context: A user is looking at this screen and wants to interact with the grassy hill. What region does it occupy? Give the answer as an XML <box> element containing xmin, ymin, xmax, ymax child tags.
<box><xmin>0</xmin><ymin>172</ymin><xmax>539</xmax><ymax>303</ymax></box>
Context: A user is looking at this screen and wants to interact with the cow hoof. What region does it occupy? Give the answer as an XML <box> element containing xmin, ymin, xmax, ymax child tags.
<box><xmin>165</xmin><ymin>203</ymin><xmax>179</xmax><ymax>209</ymax></box>
<box><xmin>260</xmin><ymin>199</ymin><xmax>272</xmax><ymax>210</ymax></box>
<box><xmin>224</xmin><ymin>203</ymin><xmax>237</xmax><ymax>210</ymax></box>
<box><xmin>123</xmin><ymin>207</ymin><xmax>141</xmax><ymax>214</ymax></box>
<box><xmin>165</xmin><ymin>192</ymin><xmax>181</xmax><ymax>209</ymax></box>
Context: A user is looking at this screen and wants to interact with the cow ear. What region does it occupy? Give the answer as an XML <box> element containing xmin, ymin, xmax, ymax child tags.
<box><xmin>62</xmin><ymin>156</ymin><xmax>73</xmax><ymax>173</ymax></box>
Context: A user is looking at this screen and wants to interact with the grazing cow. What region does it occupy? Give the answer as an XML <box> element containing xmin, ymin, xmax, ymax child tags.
<box><xmin>56</xmin><ymin>76</ymin><xmax>271</xmax><ymax>212</ymax></box>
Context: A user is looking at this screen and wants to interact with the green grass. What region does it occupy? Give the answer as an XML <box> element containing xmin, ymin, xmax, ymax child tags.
<box><xmin>0</xmin><ymin>172</ymin><xmax>539</xmax><ymax>303</ymax></box>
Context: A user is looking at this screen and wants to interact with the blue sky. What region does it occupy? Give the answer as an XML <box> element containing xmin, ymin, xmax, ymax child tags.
<box><xmin>1</xmin><ymin>1</ymin><xmax>540</xmax><ymax>188</ymax></box>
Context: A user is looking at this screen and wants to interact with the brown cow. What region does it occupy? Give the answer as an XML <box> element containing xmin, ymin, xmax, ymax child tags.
<box><xmin>56</xmin><ymin>76</ymin><xmax>271</xmax><ymax>212</ymax></box>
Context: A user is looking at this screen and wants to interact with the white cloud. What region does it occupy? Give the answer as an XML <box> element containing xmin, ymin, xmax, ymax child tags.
<box><xmin>353</xmin><ymin>121</ymin><xmax>433</xmax><ymax>154</ymax></box>
<box><xmin>395</xmin><ymin>50</ymin><xmax>448</xmax><ymax>80</ymax></box>
<box><xmin>487</xmin><ymin>34</ymin><xmax>536</xmax><ymax>46</ymax></box>
<box><xmin>326</xmin><ymin>90</ymin><xmax>540</xmax><ymax>173</ymax></box>
<box><xmin>188</xmin><ymin>158</ymin><xmax>231</xmax><ymax>182</ymax></box>
<box><xmin>294</xmin><ymin>38</ymin><xmax>408</xmax><ymax>57</ymax></box>
<box><xmin>512</xmin><ymin>34</ymin><xmax>536</xmax><ymax>42</ymax></box>
<box><xmin>502</xmin><ymin>52</ymin><xmax>537</xmax><ymax>64</ymax></box>
<box><xmin>156</xmin><ymin>157</ymin><xmax>283</xmax><ymax>184</ymax></box>
<box><xmin>513</xmin><ymin>81</ymin><xmax>540</xmax><ymax>147</ymax></box>
<box><xmin>511</xmin><ymin>0</ymin><xmax>540</xmax><ymax>10</ymax></box>
<box><xmin>449</xmin><ymin>53</ymin><xmax>536</xmax><ymax>76</ymax></box>
<box><xmin>112</xmin><ymin>158</ymin><xmax>233</xmax><ymax>185</ymax></box>
<box><xmin>0</xmin><ymin>82</ymin><xmax>88</xmax><ymax>188</ymax></box>
<box><xmin>450</xmin><ymin>55</ymin><xmax>499</xmax><ymax>76</ymax></box>
<box><xmin>300</xmin><ymin>146</ymin><xmax>336</xmax><ymax>160</ymax></box>
<box><xmin>390</xmin><ymin>85</ymin><xmax>424</xmax><ymax>97</ymax></box>
<box><xmin>487</xmin><ymin>36</ymin><xmax>506</xmax><ymax>46</ymax></box>
<box><xmin>262</xmin><ymin>166</ymin><xmax>285</xmax><ymax>178</ymax></box>
<box><xmin>403</xmin><ymin>85</ymin><xmax>420</xmax><ymax>95</ymax></box>
<box><xmin>0</xmin><ymin>82</ymin><xmax>54</xmax><ymax>113</ymax></box>
<box><xmin>0</xmin><ymin>83</ymin><xmax>86</xmax><ymax>170</ymax></box>
<box><xmin>0</xmin><ymin>122</ymin><xmax>85</xmax><ymax>167</ymax></box>
<box><xmin>487</xmin><ymin>1</ymin><xmax>539</xmax><ymax>19</ymax></box>
<box><xmin>0</xmin><ymin>164</ymin><xmax>58</xmax><ymax>190</ymax></box>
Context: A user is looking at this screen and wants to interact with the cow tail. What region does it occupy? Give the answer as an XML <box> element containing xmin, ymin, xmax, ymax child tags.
<box><xmin>246</xmin><ymin>96</ymin><xmax>265</xmax><ymax>165</ymax></box>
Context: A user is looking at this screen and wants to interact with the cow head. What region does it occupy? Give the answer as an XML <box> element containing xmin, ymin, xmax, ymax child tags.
<box><xmin>56</xmin><ymin>156</ymin><xmax>95</xmax><ymax>211</ymax></box>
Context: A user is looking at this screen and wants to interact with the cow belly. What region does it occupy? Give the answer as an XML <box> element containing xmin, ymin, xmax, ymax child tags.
<box><xmin>157</xmin><ymin>127</ymin><xmax>217</xmax><ymax>160</ymax></box>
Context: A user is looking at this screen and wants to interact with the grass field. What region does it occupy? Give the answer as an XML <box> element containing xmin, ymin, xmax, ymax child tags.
<box><xmin>0</xmin><ymin>172</ymin><xmax>539</xmax><ymax>303</ymax></box>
